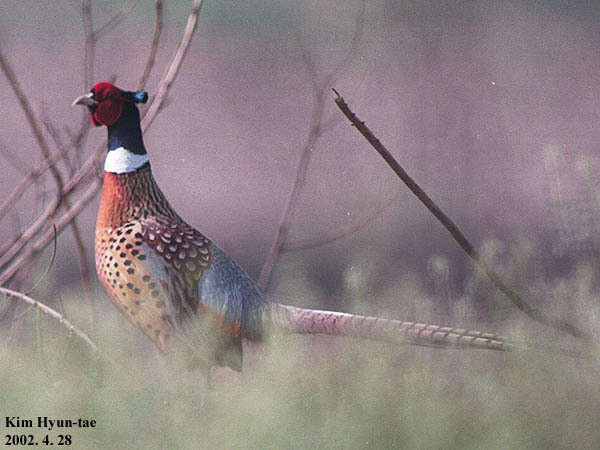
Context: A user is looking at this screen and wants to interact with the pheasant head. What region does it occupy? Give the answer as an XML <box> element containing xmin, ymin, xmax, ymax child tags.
<box><xmin>73</xmin><ymin>82</ymin><xmax>150</xmax><ymax>173</ymax></box>
<box><xmin>73</xmin><ymin>81</ymin><xmax>147</xmax><ymax>127</ymax></box>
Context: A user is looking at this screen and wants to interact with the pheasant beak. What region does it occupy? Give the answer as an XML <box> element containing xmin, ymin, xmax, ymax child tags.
<box><xmin>72</xmin><ymin>92</ymin><xmax>98</xmax><ymax>108</ymax></box>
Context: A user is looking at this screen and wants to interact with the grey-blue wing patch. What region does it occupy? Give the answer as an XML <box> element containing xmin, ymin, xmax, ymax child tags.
<box><xmin>198</xmin><ymin>244</ymin><xmax>266</xmax><ymax>340</ymax></box>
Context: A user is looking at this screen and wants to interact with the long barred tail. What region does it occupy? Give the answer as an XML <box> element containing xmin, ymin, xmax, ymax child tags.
<box><xmin>266</xmin><ymin>303</ymin><xmax>511</xmax><ymax>351</ymax></box>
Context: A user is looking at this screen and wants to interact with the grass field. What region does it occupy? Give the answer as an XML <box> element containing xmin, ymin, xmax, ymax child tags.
<box><xmin>2</xmin><ymin>253</ymin><xmax>598</xmax><ymax>450</ymax></box>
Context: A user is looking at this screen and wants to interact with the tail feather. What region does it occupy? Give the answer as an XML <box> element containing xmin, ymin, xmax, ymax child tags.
<box><xmin>266</xmin><ymin>303</ymin><xmax>510</xmax><ymax>351</ymax></box>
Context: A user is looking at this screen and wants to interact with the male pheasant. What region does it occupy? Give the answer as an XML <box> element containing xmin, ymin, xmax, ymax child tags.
<box><xmin>73</xmin><ymin>82</ymin><xmax>509</xmax><ymax>371</ymax></box>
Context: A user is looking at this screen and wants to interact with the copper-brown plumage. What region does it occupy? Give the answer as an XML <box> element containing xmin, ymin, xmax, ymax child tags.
<box><xmin>97</xmin><ymin>167</ymin><xmax>191</xmax><ymax>350</ymax></box>
<box><xmin>95</xmin><ymin>165</ymin><xmax>245</xmax><ymax>366</ymax></box>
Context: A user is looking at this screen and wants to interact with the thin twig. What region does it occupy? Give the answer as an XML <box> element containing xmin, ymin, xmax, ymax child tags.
<box><xmin>82</xmin><ymin>0</ymin><xmax>94</xmax><ymax>95</ymax></box>
<box><xmin>0</xmin><ymin>133</ymin><xmax>81</xmax><ymax>224</ymax></box>
<box><xmin>0</xmin><ymin>214</ymin><xmax>26</xmax><ymax>321</ymax></box>
<box><xmin>11</xmin><ymin>303</ymin><xmax>34</xmax><ymax>323</ymax></box>
<box><xmin>257</xmin><ymin>1</ymin><xmax>366</xmax><ymax>290</ymax></box>
<box><xmin>93</xmin><ymin>0</ymin><xmax>137</xmax><ymax>40</ymax></box>
<box><xmin>138</xmin><ymin>0</ymin><xmax>163</xmax><ymax>91</ymax></box>
<box><xmin>25</xmin><ymin>225</ymin><xmax>57</xmax><ymax>295</ymax></box>
<box><xmin>0</xmin><ymin>145</ymin><xmax>81</xmax><ymax>262</ymax></box>
<box><xmin>321</xmin><ymin>0</ymin><xmax>365</xmax><ymax>90</ymax></box>
<box><xmin>0</xmin><ymin>178</ymin><xmax>101</xmax><ymax>285</ymax></box>
<box><xmin>0</xmin><ymin>197</ymin><xmax>59</xmax><ymax>269</ymax></box>
<box><xmin>141</xmin><ymin>0</ymin><xmax>205</xmax><ymax>131</ymax></box>
<box><xmin>34</xmin><ymin>305</ymin><xmax>51</xmax><ymax>379</ymax></box>
<box><xmin>67</xmin><ymin>211</ymin><xmax>95</xmax><ymax>333</ymax></box>
<box><xmin>332</xmin><ymin>89</ymin><xmax>591</xmax><ymax>342</ymax></box>
<box><xmin>40</xmin><ymin>117</ymin><xmax>95</xmax><ymax>329</ymax></box>
<box><xmin>0</xmin><ymin>287</ymin><xmax>116</xmax><ymax>366</ymax></box>
<box><xmin>61</xmin><ymin>141</ymin><xmax>105</xmax><ymax>196</ymax></box>
<box><xmin>257</xmin><ymin>95</ymin><xmax>324</xmax><ymax>290</ymax></box>
<box><xmin>0</xmin><ymin>46</ymin><xmax>64</xmax><ymax>197</ymax></box>
<box><xmin>0</xmin><ymin>46</ymin><xmax>67</xmax><ymax>271</ymax></box>
<box><xmin>42</xmin><ymin>117</ymin><xmax>75</xmax><ymax>175</ymax></box>
<box><xmin>75</xmin><ymin>0</ymin><xmax>96</xmax><ymax>147</ymax></box>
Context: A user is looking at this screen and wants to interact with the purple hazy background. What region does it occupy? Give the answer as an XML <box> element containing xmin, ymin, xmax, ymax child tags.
<box><xmin>1</xmin><ymin>1</ymin><xmax>598</xmax><ymax>318</ymax></box>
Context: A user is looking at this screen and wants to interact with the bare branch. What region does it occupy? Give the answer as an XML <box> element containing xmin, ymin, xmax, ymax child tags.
<box><xmin>0</xmin><ymin>197</ymin><xmax>59</xmax><ymax>270</ymax></box>
<box><xmin>333</xmin><ymin>89</ymin><xmax>592</xmax><ymax>343</ymax></box>
<box><xmin>137</xmin><ymin>0</ymin><xmax>164</xmax><ymax>91</ymax></box>
<box><xmin>82</xmin><ymin>0</ymin><xmax>94</xmax><ymax>92</ymax></box>
<box><xmin>258</xmin><ymin>1</ymin><xmax>366</xmax><ymax>290</ymax></box>
<box><xmin>93</xmin><ymin>0</ymin><xmax>137</xmax><ymax>40</ymax></box>
<box><xmin>296</xmin><ymin>29</ymin><xmax>319</xmax><ymax>93</ymax></box>
<box><xmin>0</xmin><ymin>178</ymin><xmax>37</xmax><ymax>227</ymax></box>
<box><xmin>42</xmin><ymin>117</ymin><xmax>76</xmax><ymax>176</ymax></box>
<box><xmin>0</xmin><ymin>178</ymin><xmax>101</xmax><ymax>285</ymax></box>
<box><xmin>0</xmin><ymin>45</ymin><xmax>68</xmax><ymax>273</ymax></box>
<box><xmin>60</xmin><ymin>142</ymin><xmax>105</xmax><ymax>196</ymax></box>
<box><xmin>34</xmin><ymin>305</ymin><xmax>51</xmax><ymax>378</ymax></box>
<box><xmin>67</xmin><ymin>212</ymin><xmax>96</xmax><ymax>333</ymax></box>
<box><xmin>0</xmin><ymin>46</ymin><xmax>64</xmax><ymax>197</ymax></box>
<box><xmin>322</xmin><ymin>0</ymin><xmax>365</xmax><ymax>89</ymax></box>
<box><xmin>258</xmin><ymin>96</ymin><xmax>326</xmax><ymax>290</ymax></box>
<box><xmin>0</xmin><ymin>138</ymin><xmax>77</xmax><ymax>224</ymax></box>
<box><xmin>0</xmin><ymin>287</ymin><xmax>115</xmax><ymax>366</ymax></box>
<box><xmin>141</xmin><ymin>0</ymin><xmax>205</xmax><ymax>131</ymax></box>
<box><xmin>25</xmin><ymin>225</ymin><xmax>56</xmax><ymax>295</ymax></box>
<box><xmin>41</xmin><ymin>117</ymin><xmax>95</xmax><ymax>330</ymax></box>
<box><xmin>72</xmin><ymin>0</ymin><xmax>96</xmax><ymax>148</ymax></box>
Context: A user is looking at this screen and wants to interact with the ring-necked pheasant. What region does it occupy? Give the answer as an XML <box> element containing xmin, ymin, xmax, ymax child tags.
<box><xmin>73</xmin><ymin>82</ymin><xmax>509</xmax><ymax>371</ymax></box>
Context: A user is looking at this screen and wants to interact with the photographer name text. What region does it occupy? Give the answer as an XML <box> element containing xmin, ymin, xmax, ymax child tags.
<box><xmin>5</xmin><ymin>416</ymin><xmax>96</xmax><ymax>431</ymax></box>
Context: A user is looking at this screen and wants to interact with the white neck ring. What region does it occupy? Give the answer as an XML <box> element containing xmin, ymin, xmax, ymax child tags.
<box><xmin>104</xmin><ymin>147</ymin><xmax>149</xmax><ymax>174</ymax></box>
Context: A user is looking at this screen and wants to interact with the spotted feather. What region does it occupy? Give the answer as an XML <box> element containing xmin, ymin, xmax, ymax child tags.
<box><xmin>95</xmin><ymin>166</ymin><xmax>260</xmax><ymax>369</ymax></box>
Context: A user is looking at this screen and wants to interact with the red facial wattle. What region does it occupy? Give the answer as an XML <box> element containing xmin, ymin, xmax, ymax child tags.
<box><xmin>89</xmin><ymin>82</ymin><xmax>127</xmax><ymax>127</ymax></box>
<box><xmin>91</xmin><ymin>98</ymin><xmax>123</xmax><ymax>127</ymax></box>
